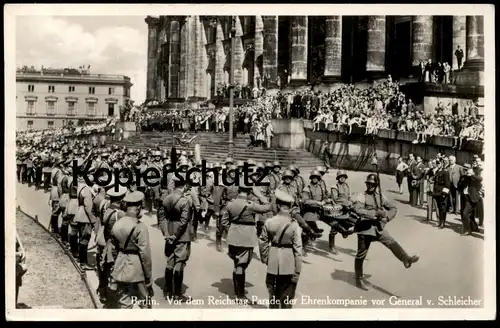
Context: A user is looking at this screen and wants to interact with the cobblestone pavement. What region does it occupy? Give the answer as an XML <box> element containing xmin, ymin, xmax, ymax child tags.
<box><xmin>15</xmin><ymin>169</ymin><xmax>484</xmax><ymax>309</ymax></box>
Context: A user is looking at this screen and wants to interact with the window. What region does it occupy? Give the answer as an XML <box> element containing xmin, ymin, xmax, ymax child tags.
<box><xmin>69</xmin><ymin>86</ymin><xmax>75</xmax><ymax>93</ymax></box>
<box><xmin>89</xmin><ymin>87</ymin><xmax>95</xmax><ymax>94</ymax></box>
<box><xmin>108</xmin><ymin>103</ymin><xmax>115</xmax><ymax>116</ymax></box>
<box><xmin>26</xmin><ymin>100</ymin><xmax>35</xmax><ymax>115</ymax></box>
<box><xmin>27</xmin><ymin>120</ymin><xmax>34</xmax><ymax>130</ymax></box>
<box><xmin>87</xmin><ymin>102</ymin><xmax>96</xmax><ymax>116</ymax></box>
<box><xmin>46</xmin><ymin>101</ymin><xmax>56</xmax><ymax>115</ymax></box>
<box><xmin>67</xmin><ymin>102</ymin><xmax>76</xmax><ymax>116</ymax></box>
<box><xmin>48</xmin><ymin>85</ymin><xmax>55</xmax><ymax>93</ymax></box>
<box><xmin>108</xmin><ymin>87</ymin><xmax>115</xmax><ymax>95</ymax></box>
<box><xmin>28</xmin><ymin>85</ymin><xmax>35</xmax><ymax>92</ymax></box>
<box><xmin>47</xmin><ymin>121</ymin><xmax>54</xmax><ymax>128</ymax></box>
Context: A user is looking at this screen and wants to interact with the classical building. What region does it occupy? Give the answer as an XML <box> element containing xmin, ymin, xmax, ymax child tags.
<box><xmin>16</xmin><ymin>67</ymin><xmax>132</xmax><ymax>131</ymax></box>
<box><xmin>145</xmin><ymin>15</ymin><xmax>484</xmax><ymax>108</ymax></box>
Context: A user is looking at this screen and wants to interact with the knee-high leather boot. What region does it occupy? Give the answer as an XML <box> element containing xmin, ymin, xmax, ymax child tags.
<box><xmin>69</xmin><ymin>234</ymin><xmax>79</xmax><ymax>257</ymax></box>
<box><xmin>50</xmin><ymin>215</ymin><xmax>59</xmax><ymax>234</ymax></box>
<box><xmin>174</xmin><ymin>271</ymin><xmax>189</xmax><ymax>302</ymax></box>
<box><xmin>60</xmin><ymin>223</ymin><xmax>69</xmax><ymax>244</ymax></box>
<box><xmin>164</xmin><ymin>268</ymin><xmax>173</xmax><ymax>299</ymax></box>
<box><xmin>355</xmin><ymin>259</ymin><xmax>369</xmax><ymax>290</ymax></box>
<box><xmin>328</xmin><ymin>233</ymin><xmax>338</xmax><ymax>255</ymax></box>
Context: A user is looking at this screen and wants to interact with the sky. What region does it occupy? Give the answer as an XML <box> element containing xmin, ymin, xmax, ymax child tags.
<box><xmin>16</xmin><ymin>16</ymin><xmax>148</xmax><ymax>103</ymax></box>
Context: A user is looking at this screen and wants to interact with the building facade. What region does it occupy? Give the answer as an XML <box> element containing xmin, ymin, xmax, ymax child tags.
<box><xmin>145</xmin><ymin>15</ymin><xmax>484</xmax><ymax>102</ymax></box>
<box><xmin>16</xmin><ymin>67</ymin><xmax>132</xmax><ymax>131</ymax></box>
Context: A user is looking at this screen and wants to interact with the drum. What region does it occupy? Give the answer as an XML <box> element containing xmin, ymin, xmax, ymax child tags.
<box><xmin>322</xmin><ymin>204</ymin><xmax>344</xmax><ymax>220</ymax></box>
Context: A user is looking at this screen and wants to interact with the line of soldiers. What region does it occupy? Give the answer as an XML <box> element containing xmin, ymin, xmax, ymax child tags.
<box><xmin>17</xmin><ymin>139</ymin><xmax>420</xmax><ymax>309</ymax></box>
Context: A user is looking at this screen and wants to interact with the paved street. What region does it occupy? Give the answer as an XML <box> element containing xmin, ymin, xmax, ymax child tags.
<box><xmin>15</xmin><ymin>169</ymin><xmax>484</xmax><ymax>309</ymax></box>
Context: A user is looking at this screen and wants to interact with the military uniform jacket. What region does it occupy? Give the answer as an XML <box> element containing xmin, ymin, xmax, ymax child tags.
<box><xmin>268</xmin><ymin>172</ymin><xmax>280</xmax><ymax>191</ymax></box>
<box><xmin>159</xmin><ymin>189</ymin><xmax>194</xmax><ymax>242</ymax></box>
<box><xmin>58</xmin><ymin>175</ymin><xmax>70</xmax><ymax>209</ymax></box>
<box><xmin>75</xmin><ymin>183</ymin><xmax>97</xmax><ymax>224</ymax></box>
<box><xmin>352</xmin><ymin>191</ymin><xmax>397</xmax><ymax>236</ymax></box>
<box><xmin>111</xmin><ymin>214</ymin><xmax>152</xmax><ymax>283</ymax></box>
<box><xmin>331</xmin><ymin>182</ymin><xmax>351</xmax><ymax>206</ymax></box>
<box><xmin>277</xmin><ymin>183</ymin><xmax>299</xmax><ymax>203</ymax></box>
<box><xmin>101</xmin><ymin>204</ymin><xmax>125</xmax><ymax>264</ymax></box>
<box><xmin>301</xmin><ymin>183</ymin><xmax>326</xmax><ymax>221</ymax></box>
<box><xmin>93</xmin><ymin>191</ymin><xmax>106</xmax><ymax>218</ymax></box>
<box><xmin>293</xmin><ymin>175</ymin><xmax>305</xmax><ymax>195</ymax></box>
<box><xmin>147</xmin><ymin>161</ymin><xmax>163</xmax><ymax>185</ymax></box>
<box><xmin>258</xmin><ymin>211</ymin><xmax>303</xmax><ymax>275</ymax></box>
<box><xmin>223</xmin><ymin>184</ymin><xmax>239</xmax><ymax>204</ymax></box>
<box><xmin>320</xmin><ymin>179</ymin><xmax>330</xmax><ymax>198</ymax></box>
<box><xmin>210</xmin><ymin>178</ymin><xmax>226</xmax><ymax>214</ymax></box>
<box><xmin>50</xmin><ymin>168</ymin><xmax>62</xmax><ymax>201</ymax></box>
<box><xmin>64</xmin><ymin>197</ymin><xmax>79</xmax><ymax>223</ymax></box>
<box><xmin>221</xmin><ymin>196</ymin><xmax>273</xmax><ymax>248</ymax></box>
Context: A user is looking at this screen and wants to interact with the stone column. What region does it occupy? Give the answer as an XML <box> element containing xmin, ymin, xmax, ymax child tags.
<box><xmin>366</xmin><ymin>16</ymin><xmax>386</xmax><ymax>74</ymax></box>
<box><xmin>290</xmin><ymin>16</ymin><xmax>308</xmax><ymax>81</ymax></box>
<box><xmin>324</xmin><ymin>16</ymin><xmax>342</xmax><ymax>77</ymax></box>
<box><xmin>452</xmin><ymin>16</ymin><xmax>466</xmax><ymax>70</ymax></box>
<box><xmin>215</xmin><ymin>19</ymin><xmax>225</xmax><ymax>89</ymax></box>
<box><xmin>198</xmin><ymin>18</ymin><xmax>208</xmax><ymax>99</ymax></box>
<box><xmin>168</xmin><ymin>19</ymin><xmax>181</xmax><ymax>98</ymax></box>
<box><xmin>179</xmin><ymin>18</ymin><xmax>188</xmax><ymax>98</ymax></box>
<box><xmin>145</xmin><ymin>16</ymin><xmax>159</xmax><ymax>100</ymax></box>
<box><xmin>412</xmin><ymin>16</ymin><xmax>434</xmax><ymax>66</ymax></box>
<box><xmin>262</xmin><ymin>16</ymin><xmax>278</xmax><ymax>85</ymax></box>
<box><xmin>254</xmin><ymin>16</ymin><xmax>264</xmax><ymax>86</ymax></box>
<box><xmin>234</xmin><ymin>16</ymin><xmax>244</xmax><ymax>85</ymax></box>
<box><xmin>466</xmin><ymin>16</ymin><xmax>484</xmax><ymax>61</ymax></box>
<box><xmin>187</xmin><ymin>16</ymin><xmax>197</xmax><ymax>98</ymax></box>
<box><xmin>156</xmin><ymin>28</ymin><xmax>167</xmax><ymax>100</ymax></box>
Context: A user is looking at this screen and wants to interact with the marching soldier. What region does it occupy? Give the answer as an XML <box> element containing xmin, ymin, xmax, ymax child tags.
<box><xmin>110</xmin><ymin>191</ymin><xmax>153</xmax><ymax>309</ymax></box>
<box><xmin>315</xmin><ymin>165</ymin><xmax>330</xmax><ymax>199</ymax></box>
<box><xmin>277</xmin><ymin>170</ymin><xmax>300</xmax><ymax>200</ymax></box>
<box><xmin>301</xmin><ymin>170</ymin><xmax>329</xmax><ymax>256</ymax></box>
<box><xmin>290</xmin><ymin>165</ymin><xmax>305</xmax><ymax>195</ymax></box>
<box><xmin>352</xmin><ymin>174</ymin><xmax>420</xmax><ymax>291</ymax></box>
<box><xmin>269</xmin><ymin>161</ymin><xmax>282</xmax><ymax>191</ymax></box>
<box><xmin>329</xmin><ymin>170</ymin><xmax>352</xmax><ymax>254</ymax></box>
<box><xmin>258</xmin><ymin>190</ymin><xmax>302</xmax><ymax>309</ymax></box>
<box><xmin>159</xmin><ymin>173</ymin><xmax>193</xmax><ymax>301</ymax></box>
<box><xmin>58</xmin><ymin>168</ymin><xmax>72</xmax><ymax>248</ymax></box>
<box><xmin>75</xmin><ymin>159</ymin><xmax>98</xmax><ymax>270</ymax></box>
<box><xmin>42</xmin><ymin>156</ymin><xmax>53</xmax><ymax>191</ymax></box>
<box><xmin>96</xmin><ymin>185</ymin><xmax>127</xmax><ymax>308</ymax></box>
<box><xmin>433</xmin><ymin>158</ymin><xmax>451</xmax><ymax>229</ymax></box>
<box><xmin>220</xmin><ymin>183</ymin><xmax>273</xmax><ymax>300</ymax></box>
<box><xmin>65</xmin><ymin>181</ymin><xmax>80</xmax><ymax>258</ymax></box>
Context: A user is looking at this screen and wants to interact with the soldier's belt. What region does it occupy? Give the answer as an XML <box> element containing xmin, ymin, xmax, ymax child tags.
<box><xmin>271</xmin><ymin>243</ymin><xmax>293</xmax><ymax>248</ymax></box>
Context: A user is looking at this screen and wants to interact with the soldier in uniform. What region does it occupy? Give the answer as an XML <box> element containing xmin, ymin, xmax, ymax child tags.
<box><xmin>49</xmin><ymin>156</ymin><xmax>64</xmax><ymax>235</ymax></box>
<box><xmin>149</xmin><ymin>150</ymin><xmax>164</xmax><ymax>212</ymax></box>
<box><xmin>290</xmin><ymin>165</ymin><xmax>305</xmax><ymax>195</ymax></box>
<box><xmin>220</xmin><ymin>183</ymin><xmax>273</xmax><ymax>300</ymax></box>
<box><xmin>269</xmin><ymin>161</ymin><xmax>282</xmax><ymax>191</ymax></box>
<box><xmin>96</xmin><ymin>185</ymin><xmax>127</xmax><ymax>308</ymax></box>
<box><xmin>315</xmin><ymin>165</ymin><xmax>330</xmax><ymax>199</ymax></box>
<box><xmin>58</xmin><ymin>170</ymin><xmax>72</xmax><ymax>247</ymax></box>
<box><xmin>159</xmin><ymin>173</ymin><xmax>193</xmax><ymax>301</ymax></box>
<box><xmin>75</xmin><ymin>159</ymin><xmax>98</xmax><ymax>270</ymax></box>
<box><xmin>329</xmin><ymin>170</ymin><xmax>352</xmax><ymax>254</ymax></box>
<box><xmin>301</xmin><ymin>170</ymin><xmax>329</xmax><ymax>256</ymax></box>
<box><xmin>110</xmin><ymin>191</ymin><xmax>153</xmax><ymax>309</ymax></box>
<box><xmin>352</xmin><ymin>174</ymin><xmax>420</xmax><ymax>290</ymax></box>
<box><xmin>277</xmin><ymin>170</ymin><xmax>300</xmax><ymax>200</ymax></box>
<box><xmin>258</xmin><ymin>190</ymin><xmax>302</xmax><ymax>309</ymax></box>
<box><xmin>433</xmin><ymin>158</ymin><xmax>451</xmax><ymax>229</ymax></box>
<box><xmin>42</xmin><ymin>156</ymin><xmax>53</xmax><ymax>191</ymax></box>
<box><xmin>212</xmin><ymin>162</ymin><xmax>228</xmax><ymax>252</ymax></box>
<box><xmin>65</xmin><ymin>182</ymin><xmax>80</xmax><ymax>257</ymax></box>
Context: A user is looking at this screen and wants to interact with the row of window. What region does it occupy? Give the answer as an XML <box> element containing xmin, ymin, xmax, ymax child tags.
<box><xmin>25</xmin><ymin>100</ymin><xmax>115</xmax><ymax>116</ymax></box>
<box><xmin>27</xmin><ymin>84</ymin><xmax>116</xmax><ymax>95</ymax></box>
<box><xmin>25</xmin><ymin>120</ymin><xmax>53</xmax><ymax>129</ymax></box>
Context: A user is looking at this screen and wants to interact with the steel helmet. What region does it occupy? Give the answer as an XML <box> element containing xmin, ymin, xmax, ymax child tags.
<box><xmin>365</xmin><ymin>173</ymin><xmax>379</xmax><ymax>185</ymax></box>
<box><xmin>282</xmin><ymin>170</ymin><xmax>294</xmax><ymax>179</ymax></box>
<box><xmin>316</xmin><ymin>166</ymin><xmax>327</xmax><ymax>173</ymax></box>
<box><xmin>309</xmin><ymin>170</ymin><xmax>321</xmax><ymax>179</ymax></box>
<box><xmin>336</xmin><ymin>170</ymin><xmax>348</xmax><ymax>179</ymax></box>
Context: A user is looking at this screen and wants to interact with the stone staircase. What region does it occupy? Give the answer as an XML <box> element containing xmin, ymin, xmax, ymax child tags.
<box><xmin>110</xmin><ymin>132</ymin><xmax>325</xmax><ymax>170</ymax></box>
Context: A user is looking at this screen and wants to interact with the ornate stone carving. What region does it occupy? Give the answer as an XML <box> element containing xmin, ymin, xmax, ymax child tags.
<box><xmin>145</xmin><ymin>16</ymin><xmax>160</xmax><ymax>28</ymax></box>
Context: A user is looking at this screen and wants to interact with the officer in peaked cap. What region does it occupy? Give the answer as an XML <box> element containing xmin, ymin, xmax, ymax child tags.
<box><xmin>158</xmin><ymin>171</ymin><xmax>193</xmax><ymax>302</ymax></box>
<box><xmin>258</xmin><ymin>189</ymin><xmax>302</xmax><ymax>309</ymax></box>
<box><xmin>96</xmin><ymin>184</ymin><xmax>127</xmax><ymax>307</ymax></box>
<box><xmin>220</xmin><ymin>177</ymin><xmax>273</xmax><ymax>301</ymax></box>
<box><xmin>110</xmin><ymin>189</ymin><xmax>153</xmax><ymax>309</ymax></box>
